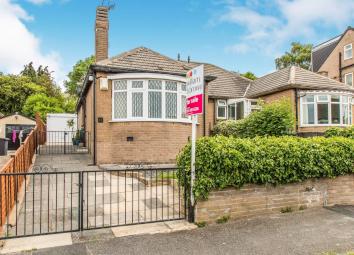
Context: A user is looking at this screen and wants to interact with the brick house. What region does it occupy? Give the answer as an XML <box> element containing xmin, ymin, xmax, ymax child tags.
<box><xmin>311</xmin><ymin>26</ymin><xmax>354</xmax><ymax>86</ymax></box>
<box><xmin>77</xmin><ymin>7</ymin><xmax>354</xmax><ymax>166</ymax></box>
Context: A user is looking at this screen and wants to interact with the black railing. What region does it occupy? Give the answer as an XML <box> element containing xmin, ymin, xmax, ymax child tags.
<box><xmin>81</xmin><ymin>168</ymin><xmax>187</xmax><ymax>230</ymax></box>
<box><xmin>0</xmin><ymin>168</ymin><xmax>186</xmax><ymax>239</ymax></box>
<box><xmin>36</xmin><ymin>131</ymin><xmax>90</xmax><ymax>155</ymax></box>
<box><xmin>0</xmin><ymin>172</ymin><xmax>80</xmax><ymax>239</ymax></box>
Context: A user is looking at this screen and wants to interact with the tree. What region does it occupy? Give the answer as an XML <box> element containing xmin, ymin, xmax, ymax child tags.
<box><xmin>241</xmin><ymin>71</ymin><xmax>257</xmax><ymax>80</ymax></box>
<box><xmin>22</xmin><ymin>94</ymin><xmax>65</xmax><ymax>120</ymax></box>
<box><xmin>21</xmin><ymin>62</ymin><xmax>61</xmax><ymax>97</ymax></box>
<box><xmin>275</xmin><ymin>42</ymin><xmax>312</xmax><ymax>70</ymax></box>
<box><xmin>64</xmin><ymin>56</ymin><xmax>95</xmax><ymax>96</ymax></box>
<box><xmin>0</xmin><ymin>74</ymin><xmax>45</xmax><ymax>115</ymax></box>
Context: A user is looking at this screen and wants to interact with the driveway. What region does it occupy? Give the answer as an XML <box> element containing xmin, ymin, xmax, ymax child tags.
<box><xmin>6</xmin><ymin>207</ymin><xmax>354</xmax><ymax>255</ymax></box>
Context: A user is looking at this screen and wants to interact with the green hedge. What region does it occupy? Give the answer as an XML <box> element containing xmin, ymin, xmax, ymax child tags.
<box><xmin>177</xmin><ymin>136</ymin><xmax>354</xmax><ymax>200</ymax></box>
<box><xmin>325</xmin><ymin>126</ymin><xmax>354</xmax><ymax>139</ymax></box>
<box><xmin>212</xmin><ymin>99</ymin><xmax>295</xmax><ymax>138</ymax></box>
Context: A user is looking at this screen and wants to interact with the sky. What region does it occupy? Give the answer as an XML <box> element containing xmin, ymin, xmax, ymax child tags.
<box><xmin>0</xmin><ymin>0</ymin><xmax>354</xmax><ymax>89</ymax></box>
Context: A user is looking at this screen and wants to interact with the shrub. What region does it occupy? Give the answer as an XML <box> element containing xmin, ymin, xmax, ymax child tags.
<box><xmin>212</xmin><ymin>99</ymin><xmax>295</xmax><ymax>138</ymax></box>
<box><xmin>177</xmin><ymin>136</ymin><xmax>354</xmax><ymax>201</ymax></box>
<box><xmin>325</xmin><ymin>126</ymin><xmax>354</xmax><ymax>139</ymax></box>
<box><xmin>280</xmin><ymin>207</ymin><xmax>293</xmax><ymax>213</ymax></box>
<box><xmin>216</xmin><ymin>215</ymin><xmax>230</xmax><ymax>224</ymax></box>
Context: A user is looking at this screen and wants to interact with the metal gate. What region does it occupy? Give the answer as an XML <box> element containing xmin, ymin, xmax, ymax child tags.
<box><xmin>36</xmin><ymin>131</ymin><xmax>90</xmax><ymax>155</ymax></box>
<box><xmin>0</xmin><ymin>168</ymin><xmax>187</xmax><ymax>239</ymax></box>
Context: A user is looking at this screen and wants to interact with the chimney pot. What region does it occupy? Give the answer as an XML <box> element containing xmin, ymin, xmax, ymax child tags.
<box><xmin>95</xmin><ymin>6</ymin><xmax>109</xmax><ymax>62</ymax></box>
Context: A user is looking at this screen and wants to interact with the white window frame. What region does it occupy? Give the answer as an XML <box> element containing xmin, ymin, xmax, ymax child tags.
<box><xmin>216</xmin><ymin>100</ymin><xmax>227</xmax><ymax>120</ymax></box>
<box><xmin>300</xmin><ymin>92</ymin><xmax>353</xmax><ymax>127</ymax></box>
<box><xmin>344</xmin><ymin>43</ymin><xmax>353</xmax><ymax>60</ymax></box>
<box><xmin>218</xmin><ymin>98</ymin><xmax>260</xmax><ymax>121</ymax></box>
<box><xmin>110</xmin><ymin>75</ymin><xmax>190</xmax><ymax>123</ymax></box>
<box><xmin>344</xmin><ymin>73</ymin><xmax>353</xmax><ymax>87</ymax></box>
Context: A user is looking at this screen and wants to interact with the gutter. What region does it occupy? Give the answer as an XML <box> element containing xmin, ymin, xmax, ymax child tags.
<box><xmin>295</xmin><ymin>88</ymin><xmax>299</xmax><ymax>134</ymax></box>
<box><xmin>93</xmin><ymin>72</ymin><xmax>97</xmax><ymax>165</ymax></box>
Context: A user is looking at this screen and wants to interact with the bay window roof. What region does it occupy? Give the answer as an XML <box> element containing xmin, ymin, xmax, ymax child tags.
<box><xmin>246</xmin><ymin>66</ymin><xmax>354</xmax><ymax>98</ymax></box>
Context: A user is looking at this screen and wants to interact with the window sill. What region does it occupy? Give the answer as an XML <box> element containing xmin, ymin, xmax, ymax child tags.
<box><xmin>109</xmin><ymin>119</ymin><xmax>193</xmax><ymax>124</ymax></box>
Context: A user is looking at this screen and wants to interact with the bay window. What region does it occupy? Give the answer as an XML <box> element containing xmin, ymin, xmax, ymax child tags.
<box><xmin>112</xmin><ymin>79</ymin><xmax>188</xmax><ymax>122</ymax></box>
<box><xmin>300</xmin><ymin>94</ymin><xmax>353</xmax><ymax>126</ymax></box>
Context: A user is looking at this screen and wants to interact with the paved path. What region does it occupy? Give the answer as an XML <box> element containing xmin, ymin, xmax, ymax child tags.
<box><xmin>4</xmin><ymin>207</ymin><xmax>354</xmax><ymax>255</ymax></box>
<box><xmin>4</xmin><ymin>155</ymin><xmax>185</xmax><ymax>238</ymax></box>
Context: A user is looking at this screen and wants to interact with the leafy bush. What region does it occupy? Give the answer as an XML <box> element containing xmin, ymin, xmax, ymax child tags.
<box><xmin>177</xmin><ymin>136</ymin><xmax>354</xmax><ymax>200</ymax></box>
<box><xmin>213</xmin><ymin>99</ymin><xmax>295</xmax><ymax>138</ymax></box>
<box><xmin>325</xmin><ymin>126</ymin><xmax>354</xmax><ymax>139</ymax></box>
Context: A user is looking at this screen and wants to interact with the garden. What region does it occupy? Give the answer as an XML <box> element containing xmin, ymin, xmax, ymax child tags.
<box><xmin>177</xmin><ymin>99</ymin><xmax>354</xmax><ymax>200</ymax></box>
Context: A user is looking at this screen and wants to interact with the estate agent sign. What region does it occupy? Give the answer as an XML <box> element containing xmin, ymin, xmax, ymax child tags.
<box><xmin>186</xmin><ymin>65</ymin><xmax>204</xmax><ymax>222</ymax></box>
<box><xmin>186</xmin><ymin>65</ymin><xmax>204</xmax><ymax>115</ymax></box>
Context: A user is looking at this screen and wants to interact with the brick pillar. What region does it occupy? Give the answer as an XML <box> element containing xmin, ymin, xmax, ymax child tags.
<box><xmin>95</xmin><ymin>6</ymin><xmax>109</xmax><ymax>62</ymax></box>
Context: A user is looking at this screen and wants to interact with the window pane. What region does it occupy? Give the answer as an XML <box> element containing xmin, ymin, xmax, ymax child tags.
<box><xmin>304</xmin><ymin>95</ymin><xmax>314</xmax><ymax>103</ymax></box>
<box><xmin>317</xmin><ymin>95</ymin><xmax>329</xmax><ymax>102</ymax></box>
<box><xmin>218</xmin><ymin>100</ymin><xmax>226</xmax><ymax>106</ymax></box>
<box><xmin>113</xmin><ymin>80</ymin><xmax>127</xmax><ymax>90</ymax></box>
<box><xmin>228</xmin><ymin>104</ymin><xmax>236</xmax><ymax>120</ymax></box>
<box><xmin>166</xmin><ymin>92</ymin><xmax>177</xmax><ymax>119</ymax></box>
<box><xmin>113</xmin><ymin>92</ymin><xmax>127</xmax><ymax>119</ymax></box>
<box><xmin>345</xmin><ymin>73</ymin><xmax>353</xmax><ymax>86</ymax></box>
<box><xmin>132</xmin><ymin>81</ymin><xmax>143</xmax><ymax>89</ymax></box>
<box><xmin>148</xmin><ymin>80</ymin><xmax>162</xmax><ymax>90</ymax></box>
<box><xmin>181</xmin><ymin>84</ymin><xmax>187</xmax><ymax>91</ymax></box>
<box><xmin>302</xmin><ymin>104</ymin><xmax>315</xmax><ymax>124</ymax></box>
<box><xmin>181</xmin><ymin>95</ymin><xmax>187</xmax><ymax>118</ymax></box>
<box><xmin>331</xmin><ymin>103</ymin><xmax>340</xmax><ymax>124</ymax></box>
<box><xmin>132</xmin><ymin>92</ymin><xmax>143</xmax><ymax>117</ymax></box>
<box><xmin>148</xmin><ymin>91</ymin><xmax>162</xmax><ymax>118</ymax></box>
<box><xmin>236</xmin><ymin>101</ymin><xmax>244</xmax><ymax>120</ymax></box>
<box><xmin>343</xmin><ymin>104</ymin><xmax>349</xmax><ymax>124</ymax></box>
<box><xmin>166</xmin><ymin>81</ymin><xmax>177</xmax><ymax>91</ymax></box>
<box><xmin>218</xmin><ymin>107</ymin><xmax>226</xmax><ymax>118</ymax></box>
<box><xmin>344</xmin><ymin>44</ymin><xmax>353</xmax><ymax>59</ymax></box>
<box><xmin>331</xmin><ymin>95</ymin><xmax>340</xmax><ymax>102</ymax></box>
<box><xmin>317</xmin><ymin>103</ymin><xmax>329</xmax><ymax>124</ymax></box>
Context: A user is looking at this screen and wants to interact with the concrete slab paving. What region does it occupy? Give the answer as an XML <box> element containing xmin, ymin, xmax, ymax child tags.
<box><xmin>111</xmin><ymin>220</ymin><xmax>196</xmax><ymax>238</ymax></box>
<box><xmin>111</xmin><ymin>222</ymin><xmax>171</xmax><ymax>237</ymax></box>
<box><xmin>0</xmin><ymin>233</ymin><xmax>72</xmax><ymax>254</ymax></box>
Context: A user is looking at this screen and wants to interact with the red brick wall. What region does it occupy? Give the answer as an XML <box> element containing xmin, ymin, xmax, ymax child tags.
<box><xmin>195</xmin><ymin>175</ymin><xmax>354</xmax><ymax>224</ymax></box>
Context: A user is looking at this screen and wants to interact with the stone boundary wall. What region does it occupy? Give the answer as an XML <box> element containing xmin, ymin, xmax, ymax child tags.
<box><xmin>195</xmin><ymin>175</ymin><xmax>354</xmax><ymax>224</ymax></box>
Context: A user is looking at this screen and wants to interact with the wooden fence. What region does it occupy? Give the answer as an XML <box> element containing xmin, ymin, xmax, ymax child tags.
<box><xmin>0</xmin><ymin>114</ymin><xmax>46</xmax><ymax>229</ymax></box>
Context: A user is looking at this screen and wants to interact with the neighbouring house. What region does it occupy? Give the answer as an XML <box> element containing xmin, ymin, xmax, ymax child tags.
<box><xmin>311</xmin><ymin>26</ymin><xmax>354</xmax><ymax>86</ymax></box>
<box><xmin>246</xmin><ymin>66</ymin><xmax>354</xmax><ymax>134</ymax></box>
<box><xmin>77</xmin><ymin>6</ymin><xmax>354</xmax><ymax>166</ymax></box>
<box><xmin>0</xmin><ymin>113</ymin><xmax>35</xmax><ymax>150</ymax></box>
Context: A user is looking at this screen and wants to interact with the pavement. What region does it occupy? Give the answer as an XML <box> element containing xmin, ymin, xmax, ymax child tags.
<box><xmin>2</xmin><ymin>207</ymin><xmax>354</xmax><ymax>255</ymax></box>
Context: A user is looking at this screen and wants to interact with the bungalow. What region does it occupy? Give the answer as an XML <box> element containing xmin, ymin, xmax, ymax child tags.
<box><xmin>77</xmin><ymin>6</ymin><xmax>354</xmax><ymax>166</ymax></box>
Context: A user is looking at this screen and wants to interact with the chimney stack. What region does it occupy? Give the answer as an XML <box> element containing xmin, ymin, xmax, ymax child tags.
<box><xmin>95</xmin><ymin>6</ymin><xmax>109</xmax><ymax>62</ymax></box>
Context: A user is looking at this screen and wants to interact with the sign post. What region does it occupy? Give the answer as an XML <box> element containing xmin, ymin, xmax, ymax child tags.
<box><xmin>186</xmin><ymin>65</ymin><xmax>204</xmax><ymax>222</ymax></box>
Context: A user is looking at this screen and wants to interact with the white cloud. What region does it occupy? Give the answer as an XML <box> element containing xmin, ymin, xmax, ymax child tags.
<box><xmin>218</xmin><ymin>0</ymin><xmax>354</xmax><ymax>56</ymax></box>
<box><xmin>225</xmin><ymin>43</ymin><xmax>251</xmax><ymax>54</ymax></box>
<box><xmin>26</xmin><ymin>0</ymin><xmax>50</xmax><ymax>5</ymax></box>
<box><xmin>0</xmin><ymin>0</ymin><xmax>64</xmax><ymax>87</ymax></box>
